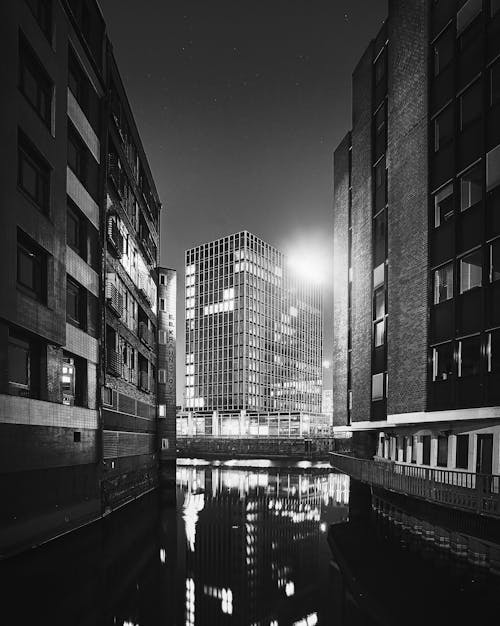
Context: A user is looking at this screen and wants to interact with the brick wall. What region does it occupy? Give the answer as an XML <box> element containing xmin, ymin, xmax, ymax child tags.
<box><xmin>332</xmin><ymin>133</ymin><xmax>351</xmax><ymax>426</ymax></box>
<box><xmin>350</xmin><ymin>45</ymin><xmax>374</xmax><ymax>423</ymax></box>
<box><xmin>387</xmin><ymin>0</ymin><xmax>429</xmax><ymax>415</ymax></box>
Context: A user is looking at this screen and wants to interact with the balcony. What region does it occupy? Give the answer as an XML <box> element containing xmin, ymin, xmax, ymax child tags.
<box><xmin>106</xmin><ymin>282</ymin><xmax>123</xmax><ymax>317</ymax></box>
<box><xmin>139</xmin><ymin>371</ymin><xmax>150</xmax><ymax>393</ymax></box>
<box><xmin>107</xmin><ymin>218</ymin><xmax>124</xmax><ymax>258</ymax></box>
<box><xmin>330</xmin><ymin>452</ymin><xmax>500</xmax><ymax>519</ymax></box>
<box><xmin>106</xmin><ymin>350</ymin><xmax>122</xmax><ymax>377</ymax></box>
<box><xmin>139</xmin><ymin>321</ymin><xmax>154</xmax><ymax>348</ymax></box>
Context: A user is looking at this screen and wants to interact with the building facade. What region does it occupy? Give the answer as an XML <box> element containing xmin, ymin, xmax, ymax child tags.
<box><xmin>332</xmin><ymin>0</ymin><xmax>500</xmax><ymax>473</ymax></box>
<box><xmin>0</xmin><ymin>0</ymin><xmax>167</xmax><ymax>555</ymax></box>
<box><xmin>184</xmin><ymin>231</ymin><xmax>322</xmax><ymax>417</ymax></box>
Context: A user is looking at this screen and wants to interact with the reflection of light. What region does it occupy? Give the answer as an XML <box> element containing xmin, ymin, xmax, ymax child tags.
<box><xmin>160</xmin><ymin>548</ymin><xmax>166</xmax><ymax>563</ymax></box>
<box><xmin>186</xmin><ymin>578</ymin><xmax>195</xmax><ymax>626</ymax></box>
<box><xmin>294</xmin><ymin>614</ymin><xmax>318</xmax><ymax>626</ymax></box>
<box><xmin>221</xmin><ymin>588</ymin><xmax>233</xmax><ymax>614</ymax></box>
<box><xmin>285</xmin><ymin>581</ymin><xmax>295</xmax><ymax>597</ymax></box>
<box><xmin>322</xmin><ymin>360</ymin><xmax>331</xmax><ymax>369</ymax></box>
<box><xmin>288</xmin><ymin>249</ymin><xmax>327</xmax><ymax>284</ymax></box>
<box><xmin>182</xmin><ymin>492</ymin><xmax>205</xmax><ymax>552</ymax></box>
<box><xmin>320</xmin><ymin>522</ymin><xmax>327</xmax><ymax>533</ymax></box>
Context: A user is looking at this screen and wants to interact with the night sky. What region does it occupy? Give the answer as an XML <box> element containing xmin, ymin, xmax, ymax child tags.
<box><xmin>101</xmin><ymin>0</ymin><xmax>388</xmax><ymax>402</ymax></box>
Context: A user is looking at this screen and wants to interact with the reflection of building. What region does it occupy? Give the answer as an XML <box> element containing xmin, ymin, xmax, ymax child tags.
<box><xmin>322</xmin><ymin>389</ymin><xmax>333</xmax><ymax>418</ymax></box>
<box><xmin>332</xmin><ymin>2</ymin><xmax>500</xmax><ymax>489</ymax></box>
<box><xmin>184</xmin><ymin>231</ymin><xmax>322</xmax><ymax>414</ymax></box>
<box><xmin>178</xmin><ymin>464</ymin><xmax>349</xmax><ymax>625</ymax></box>
<box><xmin>0</xmin><ymin>0</ymin><xmax>166</xmax><ymax>553</ymax></box>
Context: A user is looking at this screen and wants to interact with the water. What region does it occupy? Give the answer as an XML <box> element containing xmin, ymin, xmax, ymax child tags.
<box><xmin>1</xmin><ymin>459</ymin><xmax>499</xmax><ymax>625</ymax></box>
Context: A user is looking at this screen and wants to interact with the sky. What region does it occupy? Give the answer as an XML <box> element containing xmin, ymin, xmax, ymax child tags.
<box><xmin>100</xmin><ymin>0</ymin><xmax>388</xmax><ymax>402</ymax></box>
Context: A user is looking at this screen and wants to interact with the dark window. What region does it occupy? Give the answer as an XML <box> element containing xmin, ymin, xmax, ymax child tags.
<box><xmin>422</xmin><ymin>435</ymin><xmax>431</xmax><ymax>465</ymax></box>
<box><xmin>456</xmin><ymin>434</ymin><xmax>469</xmax><ymax>469</ymax></box>
<box><xmin>374</xmin><ymin>287</ymin><xmax>385</xmax><ymax>320</ymax></box>
<box><xmin>488</xmin><ymin>330</ymin><xmax>500</xmax><ymax>372</ymax></box>
<box><xmin>8</xmin><ymin>330</ymin><xmax>41</xmax><ymax>398</ymax></box>
<box><xmin>373</xmin><ymin>210</ymin><xmax>386</xmax><ymax>267</ymax></box>
<box><xmin>374</xmin><ymin>49</ymin><xmax>386</xmax><ymax>85</ymax></box>
<box><xmin>434</xmin><ymin>106</ymin><xmax>454</xmax><ymax>151</ymax></box>
<box><xmin>434</xmin><ymin>263</ymin><xmax>454</xmax><ymax>303</ymax></box>
<box><xmin>18</xmin><ymin>132</ymin><xmax>50</xmax><ymax>212</ymax></box>
<box><xmin>68</xmin><ymin>50</ymin><xmax>100</xmax><ymax>132</ymax></box>
<box><xmin>490</xmin><ymin>60</ymin><xmax>500</xmax><ymax>105</ymax></box>
<box><xmin>411</xmin><ymin>435</ymin><xmax>418</xmax><ymax>463</ymax></box>
<box><xmin>493</xmin><ymin>0</ymin><xmax>500</xmax><ymax>17</ymax></box>
<box><xmin>25</xmin><ymin>0</ymin><xmax>52</xmax><ymax>40</ymax></box>
<box><xmin>433</xmin><ymin>27</ymin><xmax>454</xmax><ymax>76</ymax></box>
<box><xmin>437</xmin><ymin>435</ymin><xmax>448</xmax><ymax>467</ymax></box>
<box><xmin>460</xmin><ymin>80</ymin><xmax>482</xmax><ymax>129</ymax></box>
<box><xmin>66</xmin><ymin>277</ymin><xmax>85</xmax><ymax>328</ymax></box>
<box><xmin>459</xmin><ymin>249</ymin><xmax>482</xmax><ymax>293</ymax></box>
<box><xmin>74</xmin><ymin>431</ymin><xmax>81</xmax><ymax>442</ymax></box>
<box><xmin>487</xmin><ymin>145</ymin><xmax>500</xmax><ymax>191</ymax></box>
<box><xmin>434</xmin><ymin>183</ymin><xmax>454</xmax><ymax>227</ymax></box>
<box><xmin>67</xmin><ymin>203</ymin><xmax>83</xmax><ymax>255</ymax></box>
<box><xmin>490</xmin><ymin>239</ymin><xmax>500</xmax><ymax>281</ymax></box>
<box><xmin>459</xmin><ymin>335</ymin><xmax>481</xmax><ymax>376</ymax></box>
<box><xmin>17</xmin><ymin>230</ymin><xmax>46</xmax><ymax>302</ymax></box>
<box><xmin>457</xmin><ymin>0</ymin><xmax>482</xmax><ymax>38</ymax></box>
<box><xmin>19</xmin><ymin>36</ymin><xmax>52</xmax><ymax>128</ymax></box>
<box><xmin>68</xmin><ymin>123</ymin><xmax>98</xmax><ymax>199</ymax></box>
<box><xmin>433</xmin><ymin>342</ymin><xmax>455</xmax><ymax>381</ymax></box>
<box><xmin>460</xmin><ymin>162</ymin><xmax>483</xmax><ymax>211</ymax></box>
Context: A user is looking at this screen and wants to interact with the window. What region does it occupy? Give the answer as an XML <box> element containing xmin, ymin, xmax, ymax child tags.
<box><xmin>460</xmin><ymin>81</ymin><xmax>482</xmax><ymax>129</ymax></box>
<box><xmin>490</xmin><ymin>239</ymin><xmax>500</xmax><ymax>281</ymax></box>
<box><xmin>422</xmin><ymin>435</ymin><xmax>431</xmax><ymax>465</ymax></box>
<box><xmin>434</xmin><ymin>263</ymin><xmax>453</xmax><ymax>303</ymax></box>
<box><xmin>487</xmin><ymin>330</ymin><xmax>500</xmax><ymax>372</ymax></box>
<box><xmin>493</xmin><ymin>0</ymin><xmax>500</xmax><ymax>16</ymax></box>
<box><xmin>456</xmin><ymin>434</ymin><xmax>469</xmax><ymax>469</ymax></box>
<box><xmin>460</xmin><ymin>163</ymin><xmax>482</xmax><ymax>211</ymax></box>
<box><xmin>434</xmin><ymin>106</ymin><xmax>453</xmax><ymax>151</ymax></box>
<box><xmin>158</xmin><ymin>369</ymin><xmax>167</xmax><ymax>384</ymax></box>
<box><xmin>66</xmin><ymin>277</ymin><xmax>85</xmax><ymax>327</ymax></box>
<box><xmin>433</xmin><ymin>28</ymin><xmax>454</xmax><ymax>76</ymax></box>
<box><xmin>437</xmin><ymin>435</ymin><xmax>448</xmax><ymax>467</ymax></box>
<box><xmin>17</xmin><ymin>230</ymin><xmax>46</xmax><ymax>302</ymax></box>
<box><xmin>434</xmin><ymin>183</ymin><xmax>454</xmax><ymax>227</ymax></box>
<box><xmin>18</xmin><ymin>132</ymin><xmax>50</xmax><ymax>212</ymax></box>
<box><xmin>159</xmin><ymin>330</ymin><xmax>167</xmax><ymax>344</ymax></box>
<box><xmin>433</xmin><ymin>342</ymin><xmax>454</xmax><ymax>381</ymax></box>
<box><xmin>158</xmin><ymin>404</ymin><xmax>166</xmax><ymax>417</ymax></box>
<box><xmin>487</xmin><ymin>145</ymin><xmax>500</xmax><ymax>191</ymax></box>
<box><xmin>373</xmin><ymin>211</ymin><xmax>386</xmax><ymax>267</ymax></box>
<box><xmin>160</xmin><ymin>298</ymin><xmax>166</xmax><ymax>311</ymax></box>
<box><xmin>374</xmin><ymin>320</ymin><xmax>385</xmax><ymax>347</ymax></box>
<box><xmin>67</xmin><ymin>204</ymin><xmax>83</xmax><ymax>255</ymax></box>
<box><xmin>457</xmin><ymin>0</ymin><xmax>482</xmax><ymax>35</ymax></box>
<box><xmin>8</xmin><ymin>330</ymin><xmax>40</xmax><ymax>398</ymax></box>
<box><xmin>374</xmin><ymin>287</ymin><xmax>385</xmax><ymax>320</ymax></box>
<box><xmin>460</xmin><ymin>250</ymin><xmax>482</xmax><ymax>293</ymax></box>
<box><xmin>411</xmin><ymin>436</ymin><xmax>418</xmax><ymax>463</ymax></box>
<box><xmin>160</xmin><ymin>274</ymin><xmax>166</xmax><ymax>285</ymax></box>
<box><xmin>25</xmin><ymin>0</ymin><xmax>52</xmax><ymax>40</ymax></box>
<box><xmin>67</xmin><ymin>124</ymin><xmax>86</xmax><ymax>181</ymax></box>
<box><xmin>68</xmin><ymin>49</ymin><xmax>100</xmax><ymax>132</ymax></box>
<box><xmin>19</xmin><ymin>36</ymin><xmax>52</xmax><ymax>128</ymax></box>
<box><xmin>459</xmin><ymin>335</ymin><xmax>481</xmax><ymax>376</ymax></box>
<box><xmin>102</xmin><ymin>386</ymin><xmax>112</xmax><ymax>406</ymax></box>
<box><xmin>374</xmin><ymin>49</ymin><xmax>386</xmax><ymax>85</ymax></box>
<box><xmin>372</xmin><ymin>372</ymin><xmax>385</xmax><ymax>401</ymax></box>
<box><xmin>62</xmin><ymin>353</ymin><xmax>87</xmax><ymax>407</ymax></box>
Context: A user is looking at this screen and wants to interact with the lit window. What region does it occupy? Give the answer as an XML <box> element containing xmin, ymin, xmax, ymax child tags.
<box><xmin>433</xmin><ymin>343</ymin><xmax>454</xmax><ymax>381</ymax></box>
<box><xmin>433</xmin><ymin>263</ymin><xmax>453</xmax><ymax>304</ymax></box>
<box><xmin>374</xmin><ymin>320</ymin><xmax>385</xmax><ymax>347</ymax></box>
<box><xmin>460</xmin><ymin>163</ymin><xmax>482</xmax><ymax>211</ymax></box>
<box><xmin>459</xmin><ymin>250</ymin><xmax>482</xmax><ymax>293</ymax></box>
<box><xmin>433</xmin><ymin>183</ymin><xmax>454</xmax><ymax>227</ymax></box>
<box><xmin>372</xmin><ymin>373</ymin><xmax>385</xmax><ymax>401</ymax></box>
<box><xmin>486</xmin><ymin>144</ymin><xmax>500</xmax><ymax>191</ymax></box>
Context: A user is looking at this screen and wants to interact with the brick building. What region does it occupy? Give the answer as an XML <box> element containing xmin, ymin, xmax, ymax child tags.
<box><xmin>333</xmin><ymin>0</ymin><xmax>500</xmax><ymax>473</ymax></box>
<box><xmin>0</xmin><ymin>0</ymin><xmax>168</xmax><ymax>555</ymax></box>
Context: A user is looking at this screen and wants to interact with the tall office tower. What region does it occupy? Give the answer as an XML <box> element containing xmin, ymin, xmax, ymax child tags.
<box><xmin>185</xmin><ymin>231</ymin><xmax>322</xmax><ymax>415</ymax></box>
<box><xmin>332</xmin><ymin>0</ymin><xmax>500</xmax><ymax>471</ymax></box>
<box><xmin>157</xmin><ymin>267</ymin><xmax>177</xmax><ymax>472</ymax></box>
<box><xmin>0</xmin><ymin>0</ymin><xmax>167</xmax><ymax>554</ymax></box>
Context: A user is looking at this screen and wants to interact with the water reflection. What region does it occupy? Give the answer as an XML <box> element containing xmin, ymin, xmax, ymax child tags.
<box><xmin>177</xmin><ymin>462</ymin><xmax>350</xmax><ymax>626</ymax></box>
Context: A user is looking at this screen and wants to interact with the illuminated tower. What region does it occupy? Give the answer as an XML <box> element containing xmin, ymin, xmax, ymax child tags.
<box><xmin>184</xmin><ymin>231</ymin><xmax>322</xmax><ymax>413</ymax></box>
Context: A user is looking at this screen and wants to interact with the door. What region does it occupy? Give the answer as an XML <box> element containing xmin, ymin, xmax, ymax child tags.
<box><xmin>476</xmin><ymin>434</ymin><xmax>493</xmax><ymax>475</ymax></box>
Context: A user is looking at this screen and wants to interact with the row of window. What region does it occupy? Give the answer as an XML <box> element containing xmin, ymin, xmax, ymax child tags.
<box><xmin>380</xmin><ymin>433</ymin><xmax>470</xmax><ymax>470</ymax></box>
<box><xmin>432</xmin><ymin>330</ymin><xmax>500</xmax><ymax>380</ymax></box>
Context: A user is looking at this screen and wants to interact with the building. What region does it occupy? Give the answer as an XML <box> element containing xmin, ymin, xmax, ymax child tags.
<box><xmin>332</xmin><ymin>0</ymin><xmax>500</xmax><ymax>481</ymax></box>
<box><xmin>185</xmin><ymin>231</ymin><xmax>322</xmax><ymax>413</ymax></box>
<box><xmin>322</xmin><ymin>389</ymin><xmax>333</xmax><ymax>419</ymax></box>
<box><xmin>157</xmin><ymin>267</ymin><xmax>177</xmax><ymax>469</ymax></box>
<box><xmin>0</xmin><ymin>0</ymin><xmax>167</xmax><ymax>555</ymax></box>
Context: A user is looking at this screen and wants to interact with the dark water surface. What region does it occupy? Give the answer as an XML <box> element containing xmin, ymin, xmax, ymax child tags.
<box><xmin>1</xmin><ymin>459</ymin><xmax>499</xmax><ymax>625</ymax></box>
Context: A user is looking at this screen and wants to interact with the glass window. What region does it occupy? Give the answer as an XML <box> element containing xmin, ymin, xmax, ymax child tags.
<box><xmin>457</xmin><ymin>0</ymin><xmax>482</xmax><ymax>35</ymax></box>
<box><xmin>67</xmin><ymin>204</ymin><xmax>82</xmax><ymax>255</ymax></box>
<box><xmin>373</xmin><ymin>211</ymin><xmax>386</xmax><ymax>267</ymax></box>
<box><xmin>372</xmin><ymin>372</ymin><xmax>385</xmax><ymax>401</ymax></box>
<box><xmin>434</xmin><ymin>106</ymin><xmax>454</xmax><ymax>151</ymax></box>
<box><xmin>374</xmin><ymin>287</ymin><xmax>385</xmax><ymax>320</ymax></box>
<box><xmin>19</xmin><ymin>36</ymin><xmax>52</xmax><ymax>128</ymax></box>
<box><xmin>374</xmin><ymin>49</ymin><xmax>386</xmax><ymax>85</ymax></box>
<box><xmin>459</xmin><ymin>335</ymin><xmax>481</xmax><ymax>376</ymax></box>
<box><xmin>456</xmin><ymin>434</ymin><xmax>469</xmax><ymax>469</ymax></box>
<box><xmin>374</xmin><ymin>320</ymin><xmax>385</xmax><ymax>347</ymax></box>
<box><xmin>67</xmin><ymin>125</ymin><xmax>85</xmax><ymax>180</ymax></box>
<box><xmin>433</xmin><ymin>342</ymin><xmax>455</xmax><ymax>381</ymax></box>
<box><xmin>422</xmin><ymin>435</ymin><xmax>431</xmax><ymax>465</ymax></box>
<box><xmin>434</xmin><ymin>263</ymin><xmax>453</xmax><ymax>303</ymax></box>
<box><xmin>460</xmin><ymin>250</ymin><xmax>482</xmax><ymax>293</ymax></box>
<box><xmin>25</xmin><ymin>0</ymin><xmax>52</xmax><ymax>40</ymax></box>
<box><xmin>66</xmin><ymin>277</ymin><xmax>84</xmax><ymax>327</ymax></box>
<box><xmin>8</xmin><ymin>335</ymin><xmax>30</xmax><ymax>391</ymax></box>
<box><xmin>460</xmin><ymin>80</ymin><xmax>482</xmax><ymax>129</ymax></box>
<box><xmin>460</xmin><ymin>163</ymin><xmax>483</xmax><ymax>211</ymax></box>
<box><xmin>434</xmin><ymin>183</ymin><xmax>454</xmax><ymax>227</ymax></box>
<box><xmin>433</xmin><ymin>27</ymin><xmax>454</xmax><ymax>76</ymax></box>
<box><xmin>487</xmin><ymin>144</ymin><xmax>500</xmax><ymax>191</ymax></box>
<box><xmin>18</xmin><ymin>133</ymin><xmax>50</xmax><ymax>212</ymax></box>
<box><xmin>491</xmin><ymin>239</ymin><xmax>500</xmax><ymax>282</ymax></box>
<box><xmin>437</xmin><ymin>435</ymin><xmax>448</xmax><ymax>467</ymax></box>
<box><xmin>487</xmin><ymin>330</ymin><xmax>500</xmax><ymax>373</ymax></box>
<box><xmin>491</xmin><ymin>60</ymin><xmax>500</xmax><ymax>105</ymax></box>
<box><xmin>17</xmin><ymin>231</ymin><xmax>46</xmax><ymax>302</ymax></box>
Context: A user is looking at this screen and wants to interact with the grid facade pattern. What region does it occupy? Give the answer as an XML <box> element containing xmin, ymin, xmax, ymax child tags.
<box><xmin>185</xmin><ymin>231</ymin><xmax>322</xmax><ymax>413</ymax></box>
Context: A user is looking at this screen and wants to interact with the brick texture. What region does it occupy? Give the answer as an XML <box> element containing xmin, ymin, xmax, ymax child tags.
<box><xmin>386</xmin><ymin>0</ymin><xmax>429</xmax><ymax>416</ymax></box>
<box><xmin>332</xmin><ymin>133</ymin><xmax>351</xmax><ymax>426</ymax></box>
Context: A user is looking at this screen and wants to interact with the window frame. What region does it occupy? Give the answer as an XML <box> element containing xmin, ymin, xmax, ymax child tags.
<box><xmin>18</xmin><ymin>34</ymin><xmax>53</xmax><ymax>129</ymax></box>
<box><xmin>18</xmin><ymin>132</ymin><xmax>51</xmax><ymax>213</ymax></box>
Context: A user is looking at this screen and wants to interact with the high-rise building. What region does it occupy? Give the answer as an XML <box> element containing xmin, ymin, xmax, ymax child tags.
<box><xmin>332</xmin><ymin>0</ymin><xmax>500</xmax><ymax>476</ymax></box>
<box><xmin>0</xmin><ymin>0</ymin><xmax>168</xmax><ymax>555</ymax></box>
<box><xmin>184</xmin><ymin>231</ymin><xmax>322</xmax><ymax>414</ymax></box>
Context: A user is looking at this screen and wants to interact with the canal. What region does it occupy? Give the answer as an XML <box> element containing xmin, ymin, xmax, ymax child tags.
<box><xmin>1</xmin><ymin>459</ymin><xmax>499</xmax><ymax>625</ymax></box>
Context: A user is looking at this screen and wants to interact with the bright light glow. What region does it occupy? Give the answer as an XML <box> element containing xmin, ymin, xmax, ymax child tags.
<box><xmin>322</xmin><ymin>360</ymin><xmax>331</xmax><ymax>369</ymax></box>
<box><xmin>160</xmin><ymin>548</ymin><xmax>166</xmax><ymax>563</ymax></box>
<box><xmin>285</xmin><ymin>581</ymin><xmax>295</xmax><ymax>597</ymax></box>
<box><xmin>320</xmin><ymin>522</ymin><xmax>327</xmax><ymax>533</ymax></box>
<box><xmin>288</xmin><ymin>249</ymin><xmax>328</xmax><ymax>284</ymax></box>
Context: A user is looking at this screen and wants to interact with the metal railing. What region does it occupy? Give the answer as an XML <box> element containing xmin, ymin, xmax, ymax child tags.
<box><xmin>330</xmin><ymin>452</ymin><xmax>500</xmax><ymax>518</ymax></box>
<box><xmin>106</xmin><ymin>282</ymin><xmax>123</xmax><ymax>317</ymax></box>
